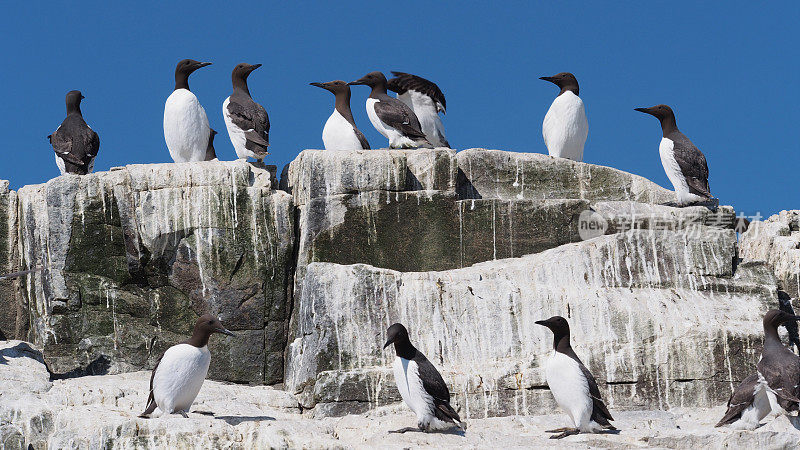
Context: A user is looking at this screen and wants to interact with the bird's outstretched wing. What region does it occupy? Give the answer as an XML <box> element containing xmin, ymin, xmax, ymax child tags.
<box><xmin>388</xmin><ymin>71</ymin><xmax>447</xmax><ymax>113</ymax></box>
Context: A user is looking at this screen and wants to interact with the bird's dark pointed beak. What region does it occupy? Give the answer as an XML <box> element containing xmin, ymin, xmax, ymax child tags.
<box><xmin>80</xmin><ymin>95</ymin><xmax>85</xmax><ymax>99</ymax></box>
<box><xmin>309</xmin><ymin>82</ymin><xmax>325</xmax><ymax>88</ymax></box>
<box><xmin>383</xmin><ymin>337</ymin><xmax>393</xmax><ymax>349</ymax></box>
<box><xmin>198</xmin><ymin>62</ymin><xmax>212</xmax><ymax>68</ymax></box>
<box><xmin>539</xmin><ymin>76</ymin><xmax>555</xmax><ymax>83</ymax></box>
<box><xmin>348</xmin><ymin>77</ymin><xmax>366</xmax><ymax>86</ymax></box>
<box><xmin>534</xmin><ymin>319</ymin><xmax>549</xmax><ymax>326</ymax></box>
<box><xmin>249</xmin><ymin>64</ymin><xmax>262</xmax><ymax>71</ymax></box>
<box><xmin>634</xmin><ymin>107</ymin><xmax>651</xmax><ymax>114</ymax></box>
<box><xmin>217</xmin><ymin>327</ymin><xmax>235</xmax><ymax>336</ymax></box>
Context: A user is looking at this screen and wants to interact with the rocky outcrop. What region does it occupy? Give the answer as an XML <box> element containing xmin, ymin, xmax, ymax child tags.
<box><xmin>741</xmin><ymin>210</ymin><xmax>800</xmax><ymax>299</ymax></box>
<box><xmin>5</xmin><ymin>161</ymin><xmax>293</xmax><ymax>384</ymax></box>
<box><xmin>0</xmin><ymin>148</ymin><xmax>788</xmax><ymax>428</ymax></box>
<box><xmin>3</xmin><ymin>340</ymin><xmax>800</xmax><ymax>449</ymax></box>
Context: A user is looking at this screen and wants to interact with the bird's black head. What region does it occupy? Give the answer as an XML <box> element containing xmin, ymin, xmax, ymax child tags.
<box><xmin>348</xmin><ymin>71</ymin><xmax>387</xmax><ymax>88</ymax></box>
<box><xmin>310</xmin><ymin>80</ymin><xmax>350</xmax><ymax>96</ymax></box>
<box><xmin>232</xmin><ymin>63</ymin><xmax>262</xmax><ymax>80</ymax></box>
<box><xmin>175</xmin><ymin>59</ymin><xmax>212</xmax><ymax>77</ymax></box>
<box><xmin>539</xmin><ymin>72</ymin><xmax>579</xmax><ymax>95</ymax></box>
<box><xmin>634</xmin><ymin>104</ymin><xmax>674</xmax><ymax>120</ymax></box>
<box><xmin>65</xmin><ymin>90</ymin><xmax>84</xmax><ymax>114</ymax></box>
<box><xmin>763</xmin><ymin>309</ymin><xmax>800</xmax><ymax>330</ymax></box>
<box><xmin>535</xmin><ymin>315</ymin><xmax>572</xmax><ymax>351</ymax></box>
<box><xmin>383</xmin><ymin>323</ymin><xmax>410</xmax><ymax>349</ymax></box>
<box><xmin>189</xmin><ymin>313</ymin><xmax>235</xmax><ymax>347</ymax></box>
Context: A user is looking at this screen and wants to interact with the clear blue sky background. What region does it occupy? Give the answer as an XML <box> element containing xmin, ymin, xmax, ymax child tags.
<box><xmin>0</xmin><ymin>2</ymin><xmax>796</xmax><ymax>218</ymax></box>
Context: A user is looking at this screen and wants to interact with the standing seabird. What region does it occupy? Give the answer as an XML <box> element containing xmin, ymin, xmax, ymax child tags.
<box><xmin>535</xmin><ymin>316</ymin><xmax>615</xmax><ymax>439</ymax></box>
<box><xmin>386</xmin><ymin>72</ymin><xmax>449</xmax><ymax>148</ymax></box>
<box><xmin>139</xmin><ymin>314</ymin><xmax>234</xmax><ymax>418</ymax></box>
<box><xmin>349</xmin><ymin>72</ymin><xmax>431</xmax><ymax>149</ymax></box>
<box><xmin>383</xmin><ymin>323</ymin><xmax>465</xmax><ymax>432</ymax></box>
<box><xmin>309</xmin><ymin>80</ymin><xmax>370</xmax><ymax>150</ymax></box>
<box><xmin>540</xmin><ymin>73</ymin><xmax>588</xmax><ymax>161</ymax></box>
<box><xmin>48</xmin><ymin>90</ymin><xmax>100</xmax><ymax>175</ymax></box>
<box><xmin>164</xmin><ymin>59</ymin><xmax>213</xmax><ymax>163</ymax></box>
<box><xmin>716</xmin><ymin>310</ymin><xmax>800</xmax><ymax>429</ymax></box>
<box><xmin>635</xmin><ymin>104</ymin><xmax>713</xmax><ymax>205</ymax></box>
<box><xmin>204</xmin><ymin>129</ymin><xmax>218</xmax><ymax>161</ymax></box>
<box><xmin>223</xmin><ymin>63</ymin><xmax>270</xmax><ymax>162</ymax></box>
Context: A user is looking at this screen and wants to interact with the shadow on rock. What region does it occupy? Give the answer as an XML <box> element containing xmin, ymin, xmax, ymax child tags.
<box><xmin>215</xmin><ymin>415</ymin><xmax>276</xmax><ymax>425</ymax></box>
<box><xmin>0</xmin><ymin>341</ymin><xmax>45</xmax><ymax>365</ymax></box>
<box><xmin>50</xmin><ymin>354</ymin><xmax>111</xmax><ymax>380</ymax></box>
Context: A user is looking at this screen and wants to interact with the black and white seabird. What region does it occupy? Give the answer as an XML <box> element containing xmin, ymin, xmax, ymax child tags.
<box><xmin>48</xmin><ymin>90</ymin><xmax>100</xmax><ymax>175</ymax></box>
<box><xmin>386</xmin><ymin>72</ymin><xmax>449</xmax><ymax>148</ymax></box>
<box><xmin>383</xmin><ymin>323</ymin><xmax>465</xmax><ymax>433</ymax></box>
<box><xmin>164</xmin><ymin>59</ymin><xmax>213</xmax><ymax>163</ymax></box>
<box><xmin>223</xmin><ymin>63</ymin><xmax>270</xmax><ymax>162</ymax></box>
<box><xmin>140</xmin><ymin>314</ymin><xmax>234</xmax><ymax>418</ymax></box>
<box><xmin>535</xmin><ymin>316</ymin><xmax>615</xmax><ymax>439</ymax></box>
<box><xmin>349</xmin><ymin>72</ymin><xmax>431</xmax><ymax>149</ymax></box>
<box><xmin>204</xmin><ymin>129</ymin><xmax>218</xmax><ymax>161</ymax></box>
<box><xmin>540</xmin><ymin>73</ymin><xmax>588</xmax><ymax>162</ymax></box>
<box><xmin>309</xmin><ymin>80</ymin><xmax>370</xmax><ymax>150</ymax></box>
<box><xmin>635</xmin><ymin>104</ymin><xmax>713</xmax><ymax>206</ymax></box>
<box><xmin>716</xmin><ymin>309</ymin><xmax>800</xmax><ymax>429</ymax></box>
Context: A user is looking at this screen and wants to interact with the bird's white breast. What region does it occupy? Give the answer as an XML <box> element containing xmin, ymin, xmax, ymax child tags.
<box><xmin>542</xmin><ymin>91</ymin><xmax>588</xmax><ymax>161</ymax></box>
<box><xmin>398</xmin><ymin>91</ymin><xmax>447</xmax><ymax>147</ymax></box>
<box><xmin>730</xmin><ymin>374</ymin><xmax>775</xmax><ymax>430</ymax></box>
<box><xmin>365</xmin><ymin>98</ymin><xmax>388</xmax><ymax>138</ymax></box>
<box><xmin>545</xmin><ymin>350</ymin><xmax>592</xmax><ymax>429</ymax></box>
<box><xmin>164</xmin><ymin>89</ymin><xmax>210</xmax><ymax>163</ymax></box>
<box><xmin>152</xmin><ymin>343</ymin><xmax>211</xmax><ymax>414</ymax></box>
<box><xmin>658</xmin><ymin>137</ymin><xmax>696</xmax><ymax>204</ymax></box>
<box><xmin>322</xmin><ymin>110</ymin><xmax>363</xmax><ymax>150</ymax></box>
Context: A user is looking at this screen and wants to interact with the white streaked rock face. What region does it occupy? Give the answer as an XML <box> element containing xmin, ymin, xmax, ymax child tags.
<box><xmin>286</xmin><ymin>227</ymin><xmax>775</xmax><ymax>418</ymax></box>
<box><xmin>740</xmin><ymin>210</ymin><xmax>800</xmax><ymax>299</ymax></box>
<box><xmin>3</xmin><ymin>340</ymin><xmax>800</xmax><ymax>449</ymax></box>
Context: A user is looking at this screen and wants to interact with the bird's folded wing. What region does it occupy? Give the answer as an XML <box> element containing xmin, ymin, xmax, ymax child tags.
<box><xmin>373</xmin><ymin>100</ymin><xmax>428</xmax><ymax>140</ymax></box>
<box><xmin>228</xmin><ymin>100</ymin><xmax>270</xmax><ymax>148</ymax></box>
<box><xmin>715</xmin><ymin>373</ymin><xmax>758</xmax><ymax>426</ymax></box>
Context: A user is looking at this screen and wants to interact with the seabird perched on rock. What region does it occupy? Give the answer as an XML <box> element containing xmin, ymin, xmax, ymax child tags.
<box><xmin>386</xmin><ymin>72</ymin><xmax>449</xmax><ymax>148</ymax></box>
<box><xmin>383</xmin><ymin>323</ymin><xmax>465</xmax><ymax>433</ymax></box>
<box><xmin>635</xmin><ymin>104</ymin><xmax>714</xmax><ymax>206</ymax></box>
<box><xmin>48</xmin><ymin>90</ymin><xmax>100</xmax><ymax>175</ymax></box>
<box><xmin>139</xmin><ymin>314</ymin><xmax>234</xmax><ymax>418</ymax></box>
<box><xmin>535</xmin><ymin>316</ymin><xmax>615</xmax><ymax>439</ymax></box>
<box><xmin>310</xmin><ymin>80</ymin><xmax>370</xmax><ymax>150</ymax></box>
<box><xmin>223</xmin><ymin>63</ymin><xmax>270</xmax><ymax>162</ymax></box>
<box><xmin>349</xmin><ymin>72</ymin><xmax>432</xmax><ymax>149</ymax></box>
<box><xmin>716</xmin><ymin>309</ymin><xmax>800</xmax><ymax>429</ymax></box>
<box><xmin>540</xmin><ymin>72</ymin><xmax>588</xmax><ymax>161</ymax></box>
<box><xmin>204</xmin><ymin>129</ymin><xmax>218</xmax><ymax>161</ymax></box>
<box><xmin>164</xmin><ymin>59</ymin><xmax>213</xmax><ymax>163</ymax></box>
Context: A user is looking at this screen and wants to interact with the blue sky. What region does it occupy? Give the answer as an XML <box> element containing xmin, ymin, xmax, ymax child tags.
<box><xmin>0</xmin><ymin>2</ymin><xmax>796</xmax><ymax>218</ymax></box>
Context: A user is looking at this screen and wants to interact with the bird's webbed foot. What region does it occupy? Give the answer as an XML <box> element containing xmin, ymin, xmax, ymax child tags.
<box><xmin>548</xmin><ymin>427</ymin><xmax>580</xmax><ymax>439</ymax></box>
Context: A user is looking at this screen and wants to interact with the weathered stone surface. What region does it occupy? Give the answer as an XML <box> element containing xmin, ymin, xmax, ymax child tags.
<box><xmin>11</xmin><ymin>161</ymin><xmax>293</xmax><ymax>383</ymax></box>
<box><xmin>287</xmin><ymin>227</ymin><xmax>775</xmax><ymax>417</ymax></box>
<box><xmin>0</xmin><ymin>181</ymin><xmax>20</xmax><ymax>341</ymax></box>
<box><xmin>741</xmin><ymin>210</ymin><xmax>800</xmax><ymax>299</ymax></box>
<box><xmin>3</xmin><ymin>341</ymin><xmax>800</xmax><ymax>449</ymax></box>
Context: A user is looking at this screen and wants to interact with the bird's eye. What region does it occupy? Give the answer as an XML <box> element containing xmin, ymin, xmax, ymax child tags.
<box><xmin>208</xmin><ymin>320</ymin><xmax>213</xmax><ymax>325</ymax></box>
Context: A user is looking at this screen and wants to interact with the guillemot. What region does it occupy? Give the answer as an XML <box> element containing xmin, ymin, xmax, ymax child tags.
<box><xmin>139</xmin><ymin>314</ymin><xmax>234</xmax><ymax>418</ymax></box>
<box><xmin>164</xmin><ymin>59</ymin><xmax>213</xmax><ymax>163</ymax></box>
<box><xmin>716</xmin><ymin>309</ymin><xmax>800</xmax><ymax>429</ymax></box>
<box><xmin>536</xmin><ymin>315</ymin><xmax>615</xmax><ymax>439</ymax></box>
<box><xmin>383</xmin><ymin>323</ymin><xmax>465</xmax><ymax>433</ymax></box>
<box><xmin>540</xmin><ymin>72</ymin><xmax>588</xmax><ymax>162</ymax></box>
<box><xmin>386</xmin><ymin>71</ymin><xmax>449</xmax><ymax>148</ymax></box>
<box><xmin>635</xmin><ymin>104</ymin><xmax>714</xmax><ymax>206</ymax></box>
<box><xmin>48</xmin><ymin>90</ymin><xmax>100</xmax><ymax>175</ymax></box>
<box><xmin>310</xmin><ymin>80</ymin><xmax>370</xmax><ymax>150</ymax></box>
<box><xmin>223</xmin><ymin>63</ymin><xmax>270</xmax><ymax>162</ymax></box>
<box><xmin>349</xmin><ymin>72</ymin><xmax>431</xmax><ymax>149</ymax></box>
